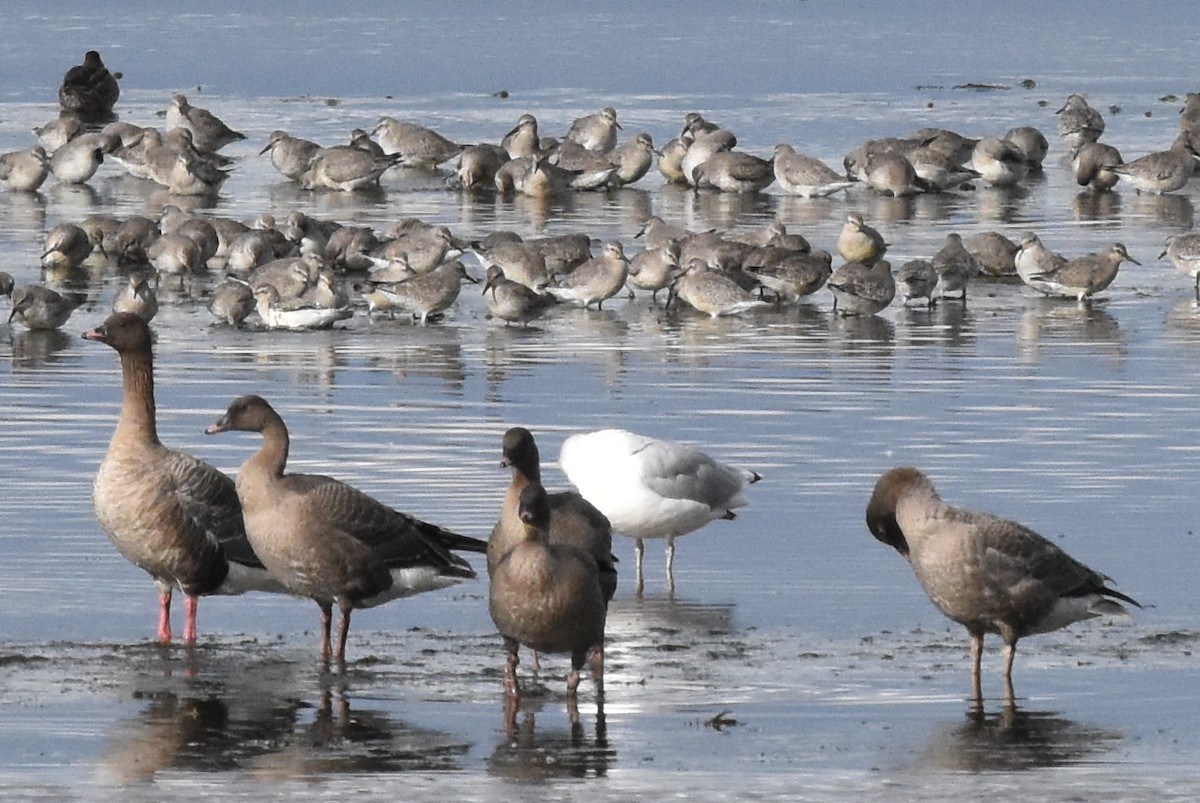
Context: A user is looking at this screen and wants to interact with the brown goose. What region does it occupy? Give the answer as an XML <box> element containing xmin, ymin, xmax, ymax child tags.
<box><xmin>82</xmin><ymin>312</ymin><xmax>283</xmax><ymax>645</ymax></box>
<box><xmin>489</xmin><ymin>482</ymin><xmax>607</xmax><ymax>697</ymax></box>
<box><xmin>58</xmin><ymin>50</ymin><xmax>120</xmax><ymax>123</ymax></box>
<box><xmin>488</xmin><ymin>427</ymin><xmax>617</xmax><ymax>602</ymax></box>
<box><xmin>205</xmin><ymin>394</ymin><xmax>485</xmax><ymax>662</ymax></box>
<box><xmin>865</xmin><ymin>466</ymin><xmax>1139</xmax><ymax>703</ymax></box>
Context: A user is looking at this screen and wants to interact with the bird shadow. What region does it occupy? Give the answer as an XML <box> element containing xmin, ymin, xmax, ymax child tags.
<box><xmin>911</xmin><ymin>701</ymin><xmax>1123</xmax><ymax>773</ymax></box>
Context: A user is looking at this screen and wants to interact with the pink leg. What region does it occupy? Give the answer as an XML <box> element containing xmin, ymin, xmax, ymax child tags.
<box><xmin>157</xmin><ymin>588</ymin><xmax>173</xmax><ymax>644</ymax></box>
<box><xmin>182</xmin><ymin>595</ymin><xmax>199</xmax><ymax>645</ymax></box>
<box><xmin>335</xmin><ymin>604</ymin><xmax>352</xmax><ymax>664</ymax></box>
<box><xmin>318</xmin><ymin>602</ymin><xmax>333</xmax><ymax>661</ymax></box>
<box><xmin>970</xmin><ymin>632</ymin><xmax>984</xmax><ymax>706</ymax></box>
<box><xmin>503</xmin><ymin>636</ymin><xmax>521</xmax><ymax>697</ymax></box>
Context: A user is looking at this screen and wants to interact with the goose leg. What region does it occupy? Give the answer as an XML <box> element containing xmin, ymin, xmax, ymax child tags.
<box><xmin>335</xmin><ymin>602</ymin><xmax>353</xmax><ymax>663</ymax></box>
<box><xmin>567</xmin><ymin>651</ymin><xmax>585</xmax><ymax>697</ymax></box>
<box><xmin>156</xmin><ymin>587</ymin><xmax>173</xmax><ymax>644</ymax></box>
<box><xmin>503</xmin><ymin>635</ymin><xmax>521</xmax><ymax>697</ymax></box>
<box><xmin>318</xmin><ymin>601</ymin><xmax>333</xmax><ymax>661</ymax></box>
<box><xmin>182</xmin><ymin>594</ymin><xmax>199</xmax><ymax>645</ymax></box>
<box><xmin>1002</xmin><ymin>640</ymin><xmax>1017</xmax><ymax>704</ymax></box>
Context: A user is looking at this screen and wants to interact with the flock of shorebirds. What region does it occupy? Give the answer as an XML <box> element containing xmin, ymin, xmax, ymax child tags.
<box><xmin>1</xmin><ymin>52</ymin><xmax>1163</xmax><ymax>708</ymax></box>
<box><xmin>5</xmin><ymin>54</ymin><xmax>1200</xmax><ymax>335</ymax></box>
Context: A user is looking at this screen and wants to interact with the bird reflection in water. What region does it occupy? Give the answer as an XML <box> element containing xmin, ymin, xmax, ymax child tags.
<box><xmin>916</xmin><ymin>703</ymin><xmax>1121</xmax><ymax>773</ymax></box>
<box><xmin>490</xmin><ymin>694</ymin><xmax>613</xmax><ymax>784</ymax></box>
<box><xmin>1017</xmin><ymin>299</ymin><xmax>1125</xmax><ymax>365</ymax></box>
<box><xmin>100</xmin><ymin>678</ymin><xmax>469</xmax><ymax>783</ymax></box>
<box><xmin>894</xmin><ymin>301</ymin><xmax>977</xmax><ymax>350</ymax></box>
<box><xmin>100</xmin><ymin>692</ymin><xmax>300</xmax><ymax>783</ymax></box>
<box><xmin>247</xmin><ymin>683</ymin><xmax>469</xmax><ymax>779</ymax></box>
<box><xmin>1072</xmin><ymin>189</ymin><xmax>1122</xmax><ymax>222</ymax></box>
<box><xmin>363</xmin><ymin>336</ymin><xmax>467</xmax><ymax>394</ymax></box>
<box><xmin>7</xmin><ymin>329</ymin><xmax>74</xmax><ymax>370</ymax></box>
<box><xmin>1129</xmin><ymin>192</ymin><xmax>1194</xmax><ymax>228</ymax></box>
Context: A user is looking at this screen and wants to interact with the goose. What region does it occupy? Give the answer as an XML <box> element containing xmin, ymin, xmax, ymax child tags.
<box><xmin>489</xmin><ymin>427</ymin><xmax>616</xmax><ymax>602</ymax></box>
<box><xmin>489</xmin><ymin>482</ymin><xmax>607</xmax><ymax>697</ymax></box>
<box><xmin>58</xmin><ymin>50</ymin><xmax>120</xmax><ymax>122</ymax></box>
<box><xmin>866</xmin><ymin>466</ymin><xmax>1139</xmax><ymax>702</ymax></box>
<box><xmin>205</xmin><ymin>394</ymin><xmax>486</xmax><ymax>662</ymax></box>
<box><xmin>82</xmin><ymin>313</ymin><xmax>283</xmax><ymax>644</ymax></box>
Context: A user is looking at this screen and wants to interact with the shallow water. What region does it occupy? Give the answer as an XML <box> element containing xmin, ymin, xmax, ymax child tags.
<box><xmin>1</xmin><ymin>3</ymin><xmax>1199</xmax><ymax>800</ymax></box>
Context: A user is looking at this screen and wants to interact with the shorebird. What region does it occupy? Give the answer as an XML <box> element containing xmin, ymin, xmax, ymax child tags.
<box><xmin>1160</xmin><ymin>233</ymin><xmax>1200</xmax><ymax>297</ymax></box>
<box><xmin>772</xmin><ymin>144</ymin><xmax>854</xmax><ymax>198</ymax></box>
<box><xmin>544</xmin><ymin>241</ymin><xmax>629</xmax><ymax>309</ymax></box>
<box><xmin>837</xmin><ymin>213</ymin><xmax>887</xmax><ymax>265</ymax></box>
<box><xmin>691</xmin><ymin>150</ymin><xmax>774</xmax><ymax>193</ymax></box>
<box><xmin>932</xmin><ymin>232</ymin><xmax>981</xmax><ymax>302</ymax></box>
<box><xmin>828</xmin><ymin>259</ymin><xmax>896</xmax><ymax>316</ymax></box>
<box><xmin>360</xmin><ymin>260</ymin><xmax>476</xmax><ymax>324</ymax></box>
<box><xmin>566</xmin><ymin>106</ymin><xmax>621</xmax><ymax>153</ymax></box>
<box><xmin>482</xmin><ymin>266</ymin><xmax>555</xmax><ymax>326</ymax></box>
<box><xmin>166</xmin><ymin>93</ymin><xmax>246</xmax><ymax>153</ymax></box>
<box><xmin>1109</xmin><ymin>135</ymin><xmax>1196</xmax><ymax>195</ymax></box>
<box><xmin>260</xmin><ymin>130</ymin><xmax>322</xmax><ymax>181</ymax></box>
<box><xmin>0</xmin><ymin>146</ymin><xmax>50</xmax><ymax>191</ymax></box>
<box><xmin>670</xmin><ymin>259</ymin><xmax>768</xmax><ymax>317</ymax></box>
<box><xmin>1056</xmin><ymin>94</ymin><xmax>1105</xmax><ymax>155</ymax></box>
<box><xmin>895</xmin><ymin>259</ymin><xmax>938</xmax><ymax>307</ymax></box>
<box><xmin>970</xmin><ymin>136</ymin><xmax>1028</xmax><ymax>187</ymax></box>
<box><xmin>372</xmin><ymin>117</ymin><xmax>463</xmax><ymax>169</ymax></box>
<box><xmin>1073</xmin><ymin>142</ymin><xmax>1123</xmax><ymax>192</ymax></box>
<box><xmin>299</xmin><ymin>146</ymin><xmax>401</xmax><ymax>191</ymax></box>
<box><xmin>1021</xmin><ymin>242</ymin><xmax>1140</xmax><ymax>302</ymax></box>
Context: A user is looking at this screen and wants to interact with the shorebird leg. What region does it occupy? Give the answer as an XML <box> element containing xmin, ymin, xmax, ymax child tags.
<box><xmin>156</xmin><ymin>587</ymin><xmax>173</xmax><ymax>644</ymax></box>
<box><xmin>503</xmin><ymin>635</ymin><xmax>521</xmax><ymax>697</ymax></box>
<box><xmin>182</xmin><ymin>595</ymin><xmax>199</xmax><ymax>645</ymax></box>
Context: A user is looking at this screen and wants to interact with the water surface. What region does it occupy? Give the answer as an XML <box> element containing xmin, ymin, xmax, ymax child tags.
<box><xmin>0</xmin><ymin>4</ymin><xmax>1198</xmax><ymax>800</ymax></box>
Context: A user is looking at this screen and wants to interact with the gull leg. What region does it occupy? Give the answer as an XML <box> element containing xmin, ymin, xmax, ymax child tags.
<box><xmin>970</xmin><ymin>632</ymin><xmax>984</xmax><ymax>706</ymax></box>
<box><xmin>635</xmin><ymin>538</ymin><xmax>645</xmax><ymax>596</ymax></box>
